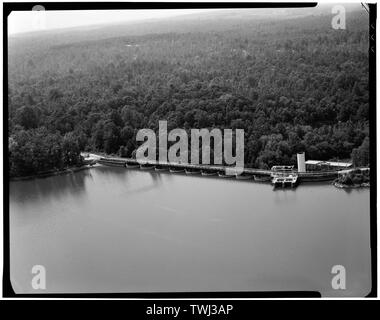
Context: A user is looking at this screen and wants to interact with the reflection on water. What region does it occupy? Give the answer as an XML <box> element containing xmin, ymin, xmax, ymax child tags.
<box><xmin>9</xmin><ymin>166</ymin><xmax>371</xmax><ymax>296</ymax></box>
<box><xmin>10</xmin><ymin>171</ymin><xmax>89</xmax><ymax>204</ymax></box>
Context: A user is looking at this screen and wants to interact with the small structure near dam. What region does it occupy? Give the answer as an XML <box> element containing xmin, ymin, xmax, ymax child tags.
<box><xmin>271</xmin><ymin>173</ymin><xmax>299</xmax><ymax>188</ymax></box>
<box><xmin>297</xmin><ymin>152</ymin><xmax>306</xmax><ymax>172</ymax></box>
<box><xmin>305</xmin><ymin>160</ymin><xmax>352</xmax><ymax>171</ymax></box>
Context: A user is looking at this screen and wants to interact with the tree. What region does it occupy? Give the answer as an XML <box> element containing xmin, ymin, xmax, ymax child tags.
<box><xmin>351</xmin><ymin>137</ymin><xmax>369</xmax><ymax>166</ymax></box>
<box><xmin>14</xmin><ymin>106</ymin><xmax>39</xmax><ymax>129</ymax></box>
<box><xmin>62</xmin><ymin>132</ymin><xmax>82</xmax><ymax>167</ymax></box>
<box><xmin>103</xmin><ymin>122</ymin><xmax>121</xmax><ymax>154</ymax></box>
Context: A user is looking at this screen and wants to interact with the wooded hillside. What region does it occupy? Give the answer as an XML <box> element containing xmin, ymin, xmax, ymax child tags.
<box><xmin>8</xmin><ymin>9</ymin><xmax>370</xmax><ymax>177</ymax></box>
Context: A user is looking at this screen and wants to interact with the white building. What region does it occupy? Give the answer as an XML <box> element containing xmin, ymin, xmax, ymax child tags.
<box><xmin>305</xmin><ymin>160</ymin><xmax>352</xmax><ymax>171</ymax></box>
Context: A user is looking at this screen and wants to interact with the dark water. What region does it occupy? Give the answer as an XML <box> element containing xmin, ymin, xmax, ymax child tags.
<box><xmin>9</xmin><ymin>166</ymin><xmax>371</xmax><ymax>296</ymax></box>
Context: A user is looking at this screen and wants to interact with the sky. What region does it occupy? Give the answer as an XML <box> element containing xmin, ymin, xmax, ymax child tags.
<box><xmin>8</xmin><ymin>9</ymin><xmax>220</xmax><ymax>35</ymax></box>
<box><xmin>7</xmin><ymin>3</ymin><xmax>365</xmax><ymax>35</ymax></box>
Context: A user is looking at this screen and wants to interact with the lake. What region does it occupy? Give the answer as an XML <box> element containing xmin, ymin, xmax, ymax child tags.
<box><xmin>9</xmin><ymin>165</ymin><xmax>371</xmax><ymax>296</ymax></box>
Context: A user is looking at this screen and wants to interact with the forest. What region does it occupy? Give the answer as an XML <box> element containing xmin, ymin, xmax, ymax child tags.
<box><xmin>8</xmin><ymin>9</ymin><xmax>370</xmax><ymax>177</ymax></box>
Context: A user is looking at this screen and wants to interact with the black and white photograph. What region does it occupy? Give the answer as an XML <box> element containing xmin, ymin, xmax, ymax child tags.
<box><xmin>3</xmin><ymin>1</ymin><xmax>376</xmax><ymax>300</ymax></box>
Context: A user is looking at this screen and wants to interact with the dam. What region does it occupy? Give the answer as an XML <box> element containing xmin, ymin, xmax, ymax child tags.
<box><xmin>89</xmin><ymin>153</ymin><xmax>342</xmax><ymax>187</ymax></box>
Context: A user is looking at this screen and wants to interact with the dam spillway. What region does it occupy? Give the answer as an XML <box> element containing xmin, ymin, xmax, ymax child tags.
<box><xmin>94</xmin><ymin>154</ymin><xmax>342</xmax><ymax>185</ymax></box>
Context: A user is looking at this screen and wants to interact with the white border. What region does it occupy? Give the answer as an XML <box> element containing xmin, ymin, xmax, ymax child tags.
<box><xmin>0</xmin><ymin>0</ymin><xmax>378</xmax><ymax>300</ymax></box>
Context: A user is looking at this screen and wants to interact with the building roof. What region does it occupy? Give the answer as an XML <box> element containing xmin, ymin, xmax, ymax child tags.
<box><xmin>305</xmin><ymin>160</ymin><xmax>352</xmax><ymax>167</ymax></box>
<box><xmin>305</xmin><ymin>160</ymin><xmax>322</xmax><ymax>165</ymax></box>
<box><xmin>325</xmin><ymin>161</ymin><xmax>352</xmax><ymax>167</ymax></box>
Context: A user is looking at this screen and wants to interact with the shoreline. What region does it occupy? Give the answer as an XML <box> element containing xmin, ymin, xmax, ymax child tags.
<box><xmin>11</xmin><ymin>153</ymin><xmax>370</xmax><ymax>190</ymax></box>
<box><xmin>10</xmin><ymin>164</ymin><xmax>94</xmax><ymax>181</ymax></box>
<box><xmin>332</xmin><ymin>168</ymin><xmax>371</xmax><ymax>189</ymax></box>
<box><xmin>333</xmin><ymin>182</ymin><xmax>370</xmax><ymax>189</ymax></box>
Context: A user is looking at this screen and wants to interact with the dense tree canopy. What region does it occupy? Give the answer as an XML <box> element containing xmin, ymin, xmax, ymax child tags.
<box><xmin>8</xmin><ymin>9</ymin><xmax>370</xmax><ymax>176</ymax></box>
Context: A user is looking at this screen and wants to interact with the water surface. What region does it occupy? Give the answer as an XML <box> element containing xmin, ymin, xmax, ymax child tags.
<box><xmin>10</xmin><ymin>166</ymin><xmax>371</xmax><ymax>296</ymax></box>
